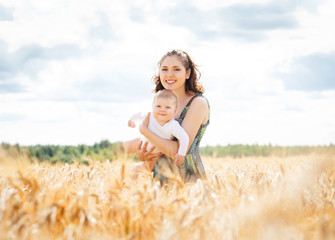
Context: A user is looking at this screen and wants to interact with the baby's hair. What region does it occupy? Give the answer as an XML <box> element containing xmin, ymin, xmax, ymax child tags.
<box><xmin>153</xmin><ymin>89</ymin><xmax>178</xmax><ymax>109</ymax></box>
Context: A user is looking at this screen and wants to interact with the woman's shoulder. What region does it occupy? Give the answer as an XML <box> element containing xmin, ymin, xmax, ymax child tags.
<box><xmin>190</xmin><ymin>94</ymin><xmax>210</xmax><ymax>109</ymax></box>
<box><xmin>182</xmin><ymin>94</ymin><xmax>210</xmax><ymax>125</ymax></box>
<box><xmin>184</xmin><ymin>94</ymin><xmax>209</xmax><ymax>119</ymax></box>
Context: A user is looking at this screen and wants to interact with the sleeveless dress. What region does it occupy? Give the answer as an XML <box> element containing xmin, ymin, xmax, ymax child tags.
<box><xmin>153</xmin><ymin>94</ymin><xmax>210</xmax><ymax>183</ymax></box>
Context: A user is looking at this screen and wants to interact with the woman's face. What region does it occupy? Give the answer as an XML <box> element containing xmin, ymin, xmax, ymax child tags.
<box><xmin>159</xmin><ymin>56</ymin><xmax>190</xmax><ymax>92</ymax></box>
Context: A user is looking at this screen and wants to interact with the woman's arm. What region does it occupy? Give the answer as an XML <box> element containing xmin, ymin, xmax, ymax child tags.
<box><xmin>180</xmin><ymin>96</ymin><xmax>209</xmax><ymax>150</ymax></box>
<box><xmin>139</xmin><ymin>97</ymin><xmax>209</xmax><ymax>159</ymax></box>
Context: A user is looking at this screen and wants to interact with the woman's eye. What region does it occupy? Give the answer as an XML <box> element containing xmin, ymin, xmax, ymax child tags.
<box><xmin>161</xmin><ymin>69</ymin><xmax>167</xmax><ymax>71</ymax></box>
<box><xmin>175</xmin><ymin>69</ymin><xmax>180</xmax><ymax>71</ymax></box>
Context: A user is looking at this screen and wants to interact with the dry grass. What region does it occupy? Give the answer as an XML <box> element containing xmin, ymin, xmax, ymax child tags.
<box><xmin>1</xmin><ymin>148</ymin><xmax>335</xmax><ymax>240</ymax></box>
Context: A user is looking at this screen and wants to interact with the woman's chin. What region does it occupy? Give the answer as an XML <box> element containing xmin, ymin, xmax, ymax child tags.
<box><xmin>162</xmin><ymin>85</ymin><xmax>174</xmax><ymax>90</ymax></box>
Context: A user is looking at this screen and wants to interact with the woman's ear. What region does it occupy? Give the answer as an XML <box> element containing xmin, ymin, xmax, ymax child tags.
<box><xmin>186</xmin><ymin>69</ymin><xmax>191</xmax><ymax>79</ymax></box>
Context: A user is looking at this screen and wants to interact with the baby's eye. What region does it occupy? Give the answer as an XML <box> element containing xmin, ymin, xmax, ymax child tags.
<box><xmin>161</xmin><ymin>68</ymin><xmax>168</xmax><ymax>71</ymax></box>
<box><xmin>174</xmin><ymin>68</ymin><xmax>181</xmax><ymax>71</ymax></box>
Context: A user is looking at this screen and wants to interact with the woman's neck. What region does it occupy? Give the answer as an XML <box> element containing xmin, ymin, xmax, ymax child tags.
<box><xmin>172</xmin><ymin>88</ymin><xmax>188</xmax><ymax>102</ymax></box>
<box><xmin>173</xmin><ymin>89</ymin><xmax>196</xmax><ymax>118</ymax></box>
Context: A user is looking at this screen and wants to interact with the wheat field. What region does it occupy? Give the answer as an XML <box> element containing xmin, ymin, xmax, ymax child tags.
<box><xmin>1</xmin><ymin>149</ymin><xmax>335</xmax><ymax>240</ymax></box>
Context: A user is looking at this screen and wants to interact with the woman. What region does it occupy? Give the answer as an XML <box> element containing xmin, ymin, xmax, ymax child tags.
<box><xmin>137</xmin><ymin>49</ymin><xmax>210</xmax><ymax>183</ymax></box>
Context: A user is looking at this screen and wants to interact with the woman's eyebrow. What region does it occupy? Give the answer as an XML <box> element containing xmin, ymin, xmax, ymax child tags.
<box><xmin>161</xmin><ymin>65</ymin><xmax>182</xmax><ymax>68</ymax></box>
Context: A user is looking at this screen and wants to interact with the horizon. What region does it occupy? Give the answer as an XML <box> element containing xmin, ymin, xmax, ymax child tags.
<box><xmin>1</xmin><ymin>140</ymin><xmax>334</xmax><ymax>148</ymax></box>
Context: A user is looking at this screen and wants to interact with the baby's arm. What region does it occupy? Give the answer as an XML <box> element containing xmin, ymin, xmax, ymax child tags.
<box><xmin>128</xmin><ymin>112</ymin><xmax>146</xmax><ymax>128</ymax></box>
<box><xmin>124</xmin><ymin>113</ymin><xmax>144</xmax><ymax>153</ymax></box>
<box><xmin>171</xmin><ymin>121</ymin><xmax>189</xmax><ymax>166</ymax></box>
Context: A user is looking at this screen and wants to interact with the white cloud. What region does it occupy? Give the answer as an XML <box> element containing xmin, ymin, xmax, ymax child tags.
<box><xmin>192</xmin><ymin>0</ymin><xmax>273</xmax><ymax>11</ymax></box>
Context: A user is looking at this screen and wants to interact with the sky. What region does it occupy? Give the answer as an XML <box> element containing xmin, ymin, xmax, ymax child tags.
<box><xmin>0</xmin><ymin>0</ymin><xmax>335</xmax><ymax>147</ymax></box>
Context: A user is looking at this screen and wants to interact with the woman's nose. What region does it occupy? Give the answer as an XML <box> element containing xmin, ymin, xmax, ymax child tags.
<box><xmin>167</xmin><ymin>70</ymin><xmax>174</xmax><ymax>76</ymax></box>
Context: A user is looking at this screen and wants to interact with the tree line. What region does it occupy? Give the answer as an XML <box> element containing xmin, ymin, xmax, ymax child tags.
<box><xmin>1</xmin><ymin>140</ymin><xmax>124</xmax><ymax>164</ymax></box>
<box><xmin>199</xmin><ymin>144</ymin><xmax>335</xmax><ymax>158</ymax></box>
<box><xmin>1</xmin><ymin>141</ymin><xmax>334</xmax><ymax>164</ymax></box>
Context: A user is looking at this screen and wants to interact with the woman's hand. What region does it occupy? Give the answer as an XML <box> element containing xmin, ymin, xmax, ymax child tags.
<box><xmin>139</xmin><ymin>112</ymin><xmax>150</xmax><ymax>135</ymax></box>
<box><xmin>136</xmin><ymin>140</ymin><xmax>162</xmax><ymax>163</ymax></box>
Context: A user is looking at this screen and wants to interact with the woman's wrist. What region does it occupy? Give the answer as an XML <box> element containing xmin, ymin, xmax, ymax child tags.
<box><xmin>139</xmin><ymin>124</ymin><xmax>149</xmax><ymax>135</ymax></box>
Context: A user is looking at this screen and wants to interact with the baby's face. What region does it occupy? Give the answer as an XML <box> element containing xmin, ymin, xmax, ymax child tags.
<box><xmin>152</xmin><ymin>97</ymin><xmax>176</xmax><ymax>124</ymax></box>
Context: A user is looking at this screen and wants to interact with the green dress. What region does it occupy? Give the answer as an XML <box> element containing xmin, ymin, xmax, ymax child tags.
<box><xmin>153</xmin><ymin>94</ymin><xmax>210</xmax><ymax>183</ymax></box>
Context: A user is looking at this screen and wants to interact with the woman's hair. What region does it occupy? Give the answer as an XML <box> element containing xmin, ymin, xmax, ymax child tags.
<box><xmin>153</xmin><ymin>49</ymin><xmax>204</xmax><ymax>94</ymax></box>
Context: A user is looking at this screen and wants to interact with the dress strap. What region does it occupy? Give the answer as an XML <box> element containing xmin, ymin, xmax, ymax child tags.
<box><xmin>185</xmin><ymin>94</ymin><xmax>202</xmax><ymax>108</ymax></box>
<box><xmin>178</xmin><ymin>94</ymin><xmax>203</xmax><ymax>119</ymax></box>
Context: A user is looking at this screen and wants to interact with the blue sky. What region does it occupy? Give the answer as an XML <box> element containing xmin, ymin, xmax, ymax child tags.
<box><xmin>0</xmin><ymin>0</ymin><xmax>334</xmax><ymax>146</ymax></box>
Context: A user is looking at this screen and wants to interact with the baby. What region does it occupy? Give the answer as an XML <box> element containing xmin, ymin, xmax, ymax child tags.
<box><xmin>123</xmin><ymin>89</ymin><xmax>189</xmax><ymax>178</ymax></box>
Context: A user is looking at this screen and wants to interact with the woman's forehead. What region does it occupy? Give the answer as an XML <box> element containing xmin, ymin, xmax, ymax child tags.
<box><xmin>160</xmin><ymin>56</ymin><xmax>184</xmax><ymax>67</ymax></box>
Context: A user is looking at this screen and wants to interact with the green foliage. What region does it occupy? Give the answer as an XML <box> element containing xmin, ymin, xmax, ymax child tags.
<box><xmin>2</xmin><ymin>141</ymin><xmax>335</xmax><ymax>163</ymax></box>
<box><xmin>1</xmin><ymin>140</ymin><xmax>125</xmax><ymax>164</ymax></box>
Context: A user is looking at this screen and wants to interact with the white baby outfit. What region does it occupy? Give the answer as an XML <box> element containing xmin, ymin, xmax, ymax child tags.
<box><xmin>130</xmin><ymin>113</ymin><xmax>189</xmax><ymax>155</ymax></box>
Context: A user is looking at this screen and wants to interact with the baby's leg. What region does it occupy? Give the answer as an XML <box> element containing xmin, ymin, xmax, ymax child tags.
<box><xmin>123</xmin><ymin>138</ymin><xmax>141</xmax><ymax>154</ymax></box>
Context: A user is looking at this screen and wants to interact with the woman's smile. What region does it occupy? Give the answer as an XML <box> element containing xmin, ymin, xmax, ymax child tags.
<box><xmin>165</xmin><ymin>79</ymin><xmax>176</xmax><ymax>84</ymax></box>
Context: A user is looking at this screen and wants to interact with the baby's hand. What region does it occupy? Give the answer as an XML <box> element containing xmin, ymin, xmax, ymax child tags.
<box><xmin>175</xmin><ymin>154</ymin><xmax>185</xmax><ymax>167</ymax></box>
<box><xmin>128</xmin><ymin>120</ymin><xmax>136</xmax><ymax>128</ymax></box>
